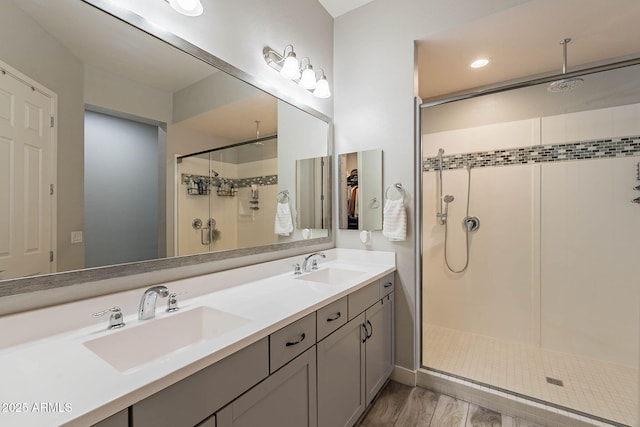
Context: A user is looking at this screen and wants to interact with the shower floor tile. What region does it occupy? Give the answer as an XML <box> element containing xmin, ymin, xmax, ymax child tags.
<box><xmin>422</xmin><ymin>324</ymin><xmax>638</xmax><ymax>426</ymax></box>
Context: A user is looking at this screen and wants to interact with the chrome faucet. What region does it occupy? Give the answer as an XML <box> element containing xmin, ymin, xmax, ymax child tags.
<box><xmin>302</xmin><ymin>252</ymin><xmax>326</xmax><ymax>272</ymax></box>
<box><xmin>138</xmin><ymin>285</ymin><xmax>169</xmax><ymax>320</ymax></box>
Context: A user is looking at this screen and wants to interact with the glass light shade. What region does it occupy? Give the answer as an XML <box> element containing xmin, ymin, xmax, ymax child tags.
<box><xmin>470</xmin><ymin>58</ymin><xmax>490</xmax><ymax>68</ymax></box>
<box><xmin>280</xmin><ymin>55</ymin><xmax>301</xmax><ymax>80</ymax></box>
<box><xmin>313</xmin><ymin>76</ymin><xmax>331</xmax><ymax>98</ymax></box>
<box><xmin>168</xmin><ymin>0</ymin><xmax>203</xmax><ymax>16</ymax></box>
<box><xmin>299</xmin><ymin>67</ymin><xmax>317</xmax><ymax>90</ymax></box>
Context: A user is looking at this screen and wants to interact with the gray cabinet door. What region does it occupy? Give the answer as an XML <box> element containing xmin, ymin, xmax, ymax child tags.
<box><xmin>217</xmin><ymin>347</ymin><xmax>317</xmax><ymax>427</ymax></box>
<box><xmin>131</xmin><ymin>338</ymin><xmax>268</xmax><ymax>427</ymax></box>
<box><xmin>365</xmin><ymin>292</ymin><xmax>394</xmax><ymax>405</ymax></box>
<box><xmin>317</xmin><ymin>312</ymin><xmax>366</xmax><ymax>427</ymax></box>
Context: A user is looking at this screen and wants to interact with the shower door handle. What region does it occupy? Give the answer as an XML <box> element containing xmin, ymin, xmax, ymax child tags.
<box><xmin>201</xmin><ymin>227</ymin><xmax>211</xmax><ymax>245</ymax></box>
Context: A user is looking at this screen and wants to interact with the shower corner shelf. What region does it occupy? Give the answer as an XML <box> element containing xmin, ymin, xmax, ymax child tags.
<box><xmin>217</xmin><ymin>188</ymin><xmax>237</xmax><ymax>197</ymax></box>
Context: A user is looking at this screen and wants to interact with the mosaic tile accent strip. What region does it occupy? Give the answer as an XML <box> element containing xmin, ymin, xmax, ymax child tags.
<box><xmin>423</xmin><ymin>135</ymin><xmax>640</xmax><ymax>171</ymax></box>
<box><xmin>181</xmin><ymin>173</ymin><xmax>278</xmax><ymax>188</ymax></box>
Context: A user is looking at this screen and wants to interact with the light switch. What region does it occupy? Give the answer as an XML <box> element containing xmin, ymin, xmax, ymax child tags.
<box><xmin>71</xmin><ymin>231</ymin><xmax>83</xmax><ymax>244</ymax></box>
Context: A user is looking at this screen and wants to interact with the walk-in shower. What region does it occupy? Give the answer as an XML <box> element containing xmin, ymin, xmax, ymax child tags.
<box><xmin>436</xmin><ymin>149</ymin><xmax>479</xmax><ymax>273</ymax></box>
<box><xmin>421</xmin><ymin>60</ymin><xmax>640</xmax><ymax>426</ymax></box>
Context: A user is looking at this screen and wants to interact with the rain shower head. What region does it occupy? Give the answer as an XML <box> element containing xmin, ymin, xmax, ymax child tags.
<box><xmin>443</xmin><ymin>195</ymin><xmax>454</xmax><ymax>203</ymax></box>
<box><xmin>548</xmin><ymin>77</ymin><xmax>583</xmax><ymax>92</ymax></box>
<box><xmin>548</xmin><ymin>38</ymin><xmax>584</xmax><ymax>93</ymax></box>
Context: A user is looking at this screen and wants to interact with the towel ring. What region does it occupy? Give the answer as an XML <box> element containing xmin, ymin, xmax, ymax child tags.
<box><xmin>385</xmin><ymin>183</ymin><xmax>405</xmax><ymax>200</ymax></box>
<box><xmin>278</xmin><ymin>190</ymin><xmax>290</xmax><ymax>203</ymax></box>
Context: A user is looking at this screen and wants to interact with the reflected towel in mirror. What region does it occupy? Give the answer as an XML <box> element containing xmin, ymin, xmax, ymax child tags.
<box><xmin>274</xmin><ymin>201</ymin><xmax>294</xmax><ymax>236</ymax></box>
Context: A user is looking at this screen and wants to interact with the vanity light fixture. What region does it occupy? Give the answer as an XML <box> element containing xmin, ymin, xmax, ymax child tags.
<box><xmin>280</xmin><ymin>45</ymin><xmax>301</xmax><ymax>79</ymax></box>
<box><xmin>299</xmin><ymin>58</ymin><xmax>317</xmax><ymax>90</ymax></box>
<box><xmin>313</xmin><ymin>70</ymin><xmax>331</xmax><ymax>98</ymax></box>
<box><xmin>470</xmin><ymin>58</ymin><xmax>490</xmax><ymax>68</ymax></box>
<box><xmin>166</xmin><ymin>0</ymin><xmax>203</xmax><ymax>16</ymax></box>
<box><xmin>263</xmin><ymin>45</ymin><xmax>331</xmax><ymax>98</ymax></box>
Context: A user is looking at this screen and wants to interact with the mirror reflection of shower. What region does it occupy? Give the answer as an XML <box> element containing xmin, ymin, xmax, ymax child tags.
<box><xmin>436</xmin><ymin>148</ymin><xmax>480</xmax><ymax>273</ymax></box>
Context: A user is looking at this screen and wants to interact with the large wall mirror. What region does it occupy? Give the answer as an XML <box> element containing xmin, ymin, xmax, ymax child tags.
<box><xmin>0</xmin><ymin>0</ymin><xmax>330</xmax><ymax>296</ymax></box>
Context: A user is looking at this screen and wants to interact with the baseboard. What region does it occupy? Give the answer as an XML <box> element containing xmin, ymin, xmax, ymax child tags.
<box><xmin>390</xmin><ymin>365</ymin><xmax>417</xmax><ymax>387</ymax></box>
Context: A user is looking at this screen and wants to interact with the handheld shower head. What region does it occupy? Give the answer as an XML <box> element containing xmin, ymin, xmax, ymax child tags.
<box><xmin>443</xmin><ymin>195</ymin><xmax>454</xmax><ymax>203</ymax></box>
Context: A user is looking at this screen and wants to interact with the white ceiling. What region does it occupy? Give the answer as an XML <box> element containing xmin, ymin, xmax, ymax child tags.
<box><xmin>418</xmin><ymin>0</ymin><xmax>640</xmax><ymax>100</ymax></box>
<box><xmin>317</xmin><ymin>0</ymin><xmax>374</xmax><ymax>17</ymax></box>
<box><xmin>14</xmin><ymin>0</ymin><xmax>214</xmax><ymax>93</ymax></box>
<box><xmin>12</xmin><ymin>0</ymin><xmax>277</xmax><ymax>142</ymax></box>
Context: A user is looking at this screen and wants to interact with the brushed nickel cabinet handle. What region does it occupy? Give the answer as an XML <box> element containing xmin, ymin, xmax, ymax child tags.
<box><xmin>384</xmin><ymin>282</ymin><xmax>393</xmax><ymax>288</ymax></box>
<box><xmin>285</xmin><ymin>332</ymin><xmax>306</xmax><ymax>347</ymax></box>
<box><xmin>326</xmin><ymin>312</ymin><xmax>341</xmax><ymax>322</ymax></box>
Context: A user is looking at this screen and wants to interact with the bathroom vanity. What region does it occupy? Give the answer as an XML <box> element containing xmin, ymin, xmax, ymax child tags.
<box><xmin>0</xmin><ymin>249</ymin><xmax>395</xmax><ymax>427</ymax></box>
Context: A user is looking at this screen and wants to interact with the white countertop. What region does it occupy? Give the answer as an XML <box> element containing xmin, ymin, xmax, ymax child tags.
<box><xmin>0</xmin><ymin>249</ymin><xmax>395</xmax><ymax>426</ymax></box>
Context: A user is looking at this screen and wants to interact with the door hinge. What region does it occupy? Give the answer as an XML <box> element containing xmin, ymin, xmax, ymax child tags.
<box><xmin>50</xmin><ymin>184</ymin><xmax>54</xmax><ymax>195</ymax></box>
<box><xmin>50</xmin><ymin>116</ymin><xmax>54</xmax><ymax>127</ymax></box>
<box><xmin>49</xmin><ymin>251</ymin><xmax>54</xmax><ymax>262</ymax></box>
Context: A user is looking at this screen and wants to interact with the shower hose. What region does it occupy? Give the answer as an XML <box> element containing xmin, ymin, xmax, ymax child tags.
<box><xmin>444</xmin><ymin>166</ymin><xmax>471</xmax><ymax>273</ymax></box>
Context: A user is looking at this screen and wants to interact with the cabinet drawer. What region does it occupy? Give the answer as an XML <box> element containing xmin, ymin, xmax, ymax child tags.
<box><xmin>379</xmin><ymin>272</ymin><xmax>395</xmax><ymax>298</ymax></box>
<box><xmin>270</xmin><ymin>312</ymin><xmax>316</xmax><ymax>373</ymax></box>
<box><xmin>132</xmin><ymin>338</ymin><xmax>269</xmax><ymax>427</ymax></box>
<box><xmin>348</xmin><ymin>281</ymin><xmax>379</xmax><ymax>320</ymax></box>
<box><xmin>316</xmin><ymin>297</ymin><xmax>348</xmax><ymax>340</ymax></box>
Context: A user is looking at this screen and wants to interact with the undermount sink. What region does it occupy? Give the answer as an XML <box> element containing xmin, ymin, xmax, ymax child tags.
<box><xmin>296</xmin><ymin>267</ymin><xmax>366</xmax><ymax>285</ymax></box>
<box><xmin>84</xmin><ymin>307</ymin><xmax>251</xmax><ymax>373</ymax></box>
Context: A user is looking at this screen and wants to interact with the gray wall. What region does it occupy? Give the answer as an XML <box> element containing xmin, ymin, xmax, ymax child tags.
<box><xmin>332</xmin><ymin>0</ymin><xmax>532</xmax><ymax>372</ymax></box>
<box><xmin>84</xmin><ymin>111</ymin><xmax>159</xmax><ymax>267</ymax></box>
<box><xmin>0</xmin><ymin>1</ymin><xmax>85</xmax><ymax>272</ymax></box>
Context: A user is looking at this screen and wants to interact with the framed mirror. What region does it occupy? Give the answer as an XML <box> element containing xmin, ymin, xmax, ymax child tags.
<box><xmin>338</xmin><ymin>149</ymin><xmax>383</xmax><ymax>230</ymax></box>
<box><xmin>0</xmin><ymin>0</ymin><xmax>331</xmax><ymax>298</ymax></box>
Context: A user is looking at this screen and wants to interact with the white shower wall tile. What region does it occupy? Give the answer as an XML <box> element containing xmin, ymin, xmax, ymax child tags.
<box><xmin>540</xmin><ymin>156</ymin><xmax>640</xmax><ymax>367</ymax></box>
<box><xmin>422</xmin><ymin>164</ymin><xmax>537</xmax><ymax>345</ymax></box>
<box><xmin>423</xmin><ymin>118</ymin><xmax>540</xmax><ymax>157</ymax></box>
<box><xmin>542</xmin><ymin>103</ymin><xmax>640</xmax><ymax>145</ymax></box>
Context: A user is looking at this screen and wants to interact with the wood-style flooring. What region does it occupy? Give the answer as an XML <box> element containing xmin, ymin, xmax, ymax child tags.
<box><xmin>358</xmin><ymin>381</ymin><xmax>543</xmax><ymax>427</ymax></box>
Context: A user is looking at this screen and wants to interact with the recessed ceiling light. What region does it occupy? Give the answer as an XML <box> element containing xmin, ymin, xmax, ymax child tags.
<box><xmin>470</xmin><ymin>58</ymin><xmax>490</xmax><ymax>69</ymax></box>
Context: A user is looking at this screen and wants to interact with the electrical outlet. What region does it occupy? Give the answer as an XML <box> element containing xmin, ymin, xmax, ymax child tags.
<box><xmin>71</xmin><ymin>231</ymin><xmax>83</xmax><ymax>244</ymax></box>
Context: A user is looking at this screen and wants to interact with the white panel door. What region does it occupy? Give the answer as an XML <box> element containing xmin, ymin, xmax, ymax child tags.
<box><xmin>0</xmin><ymin>66</ymin><xmax>54</xmax><ymax>279</ymax></box>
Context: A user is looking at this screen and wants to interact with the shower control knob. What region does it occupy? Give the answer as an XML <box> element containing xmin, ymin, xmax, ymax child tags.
<box><xmin>463</xmin><ymin>216</ymin><xmax>481</xmax><ymax>232</ymax></box>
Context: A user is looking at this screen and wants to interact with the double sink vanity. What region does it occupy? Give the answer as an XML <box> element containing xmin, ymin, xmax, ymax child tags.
<box><xmin>0</xmin><ymin>249</ymin><xmax>396</xmax><ymax>427</ymax></box>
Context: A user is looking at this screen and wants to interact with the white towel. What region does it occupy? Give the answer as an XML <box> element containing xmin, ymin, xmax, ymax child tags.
<box><xmin>382</xmin><ymin>198</ymin><xmax>407</xmax><ymax>241</ymax></box>
<box><xmin>274</xmin><ymin>201</ymin><xmax>293</xmax><ymax>236</ymax></box>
